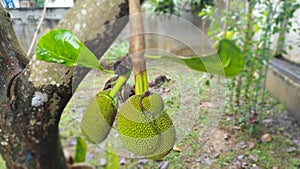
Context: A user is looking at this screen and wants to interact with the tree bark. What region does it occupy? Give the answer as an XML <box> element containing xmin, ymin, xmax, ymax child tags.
<box><xmin>0</xmin><ymin>0</ymin><xmax>141</xmax><ymax>168</ymax></box>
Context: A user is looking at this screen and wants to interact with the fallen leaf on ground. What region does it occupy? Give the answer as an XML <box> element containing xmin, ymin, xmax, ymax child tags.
<box><xmin>285</xmin><ymin>147</ymin><xmax>296</xmax><ymax>153</ymax></box>
<box><xmin>246</xmin><ymin>141</ymin><xmax>255</xmax><ymax>149</ymax></box>
<box><xmin>249</xmin><ymin>154</ymin><xmax>258</xmax><ymax>161</ymax></box>
<box><xmin>173</xmin><ymin>145</ymin><xmax>182</xmax><ymax>152</ymax></box>
<box><xmin>235</xmin><ymin>142</ymin><xmax>247</xmax><ymax>149</ymax></box>
<box><xmin>261</xmin><ymin>133</ymin><xmax>272</xmax><ymax>143</ymax></box>
<box><xmin>237</xmin><ymin>155</ymin><xmax>244</xmax><ymax>161</ymax></box>
<box><xmin>262</xmin><ymin>118</ymin><xmax>273</xmax><ymax>124</ymax></box>
<box><xmin>158</xmin><ymin>161</ymin><xmax>169</xmax><ymax>169</ymax></box>
<box><xmin>233</xmin><ymin>126</ymin><xmax>241</xmax><ymax>130</ymax></box>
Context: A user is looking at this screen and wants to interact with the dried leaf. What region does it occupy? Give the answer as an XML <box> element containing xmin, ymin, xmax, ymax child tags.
<box><xmin>249</xmin><ymin>154</ymin><xmax>258</xmax><ymax>161</ymax></box>
<box><xmin>261</xmin><ymin>134</ymin><xmax>272</xmax><ymax>143</ymax></box>
<box><xmin>158</xmin><ymin>161</ymin><xmax>169</xmax><ymax>169</ymax></box>
<box><xmin>235</xmin><ymin>142</ymin><xmax>247</xmax><ymax>149</ymax></box>
<box><xmin>173</xmin><ymin>145</ymin><xmax>182</xmax><ymax>152</ymax></box>
<box><xmin>249</xmin><ymin>113</ymin><xmax>258</xmax><ymax>123</ymax></box>
<box><xmin>237</xmin><ymin>155</ymin><xmax>244</xmax><ymax>161</ymax></box>
<box><xmin>233</xmin><ymin>126</ymin><xmax>241</xmax><ymax>130</ymax></box>
<box><xmin>262</xmin><ymin>118</ymin><xmax>273</xmax><ymax>124</ymax></box>
<box><xmin>246</xmin><ymin>141</ymin><xmax>255</xmax><ymax>149</ymax></box>
<box><xmin>285</xmin><ymin>147</ymin><xmax>296</xmax><ymax>153</ymax></box>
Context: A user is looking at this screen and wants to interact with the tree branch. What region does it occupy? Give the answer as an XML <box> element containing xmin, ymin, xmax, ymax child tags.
<box><xmin>129</xmin><ymin>0</ymin><xmax>148</xmax><ymax>95</ymax></box>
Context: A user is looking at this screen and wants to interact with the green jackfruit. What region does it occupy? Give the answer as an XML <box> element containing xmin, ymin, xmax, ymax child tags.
<box><xmin>117</xmin><ymin>93</ymin><xmax>176</xmax><ymax>158</ymax></box>
<box><xmin>141</xmin><ymin>92</ymin><xmax>164</xmax><ymax>116</ymax></box>
<box><xmin>81</xmin><ymin>90</ymin><xmax>117</xmax><ymax>144</ymax></box>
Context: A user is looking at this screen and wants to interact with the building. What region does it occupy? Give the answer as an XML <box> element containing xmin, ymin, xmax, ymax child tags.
<box><xmin>1</xmin><ymin>0</ymin><xmax>74</xmax><ymax>8</ymax></box>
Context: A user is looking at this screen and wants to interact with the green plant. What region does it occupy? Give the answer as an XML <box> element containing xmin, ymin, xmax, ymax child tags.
<box><xmin>143</xmin><ymin>0</ymin><xmax>180</xmax><ymax>15</ymax></box>
<box><xmin>199</xmin><ymin>0</ymin><xmax>300</xmax><ymax>136</ymax></box>
<box><xmin>36</xmin><ymin>28</ymin><xmax>243</xmax><ymax>159</ymax></box>
<box><xmin>35</xmin><ymin>0</ymin><xmax>244</xmax><ymax>162</ymax></box>
<box><xmin>105</xmin><ymin>144</ymin><xmax>119</xmax><ymax>169</ymax></box>
<box><xmin>274</xmin><ymin>0</ymin><xmax>300</xmax><ymax>56</ymax></box>
<box><xmin>143</xmin><ymin>0</ymin><xmax>213</xmax><ymax>16</ymax></box>
<box><xmin>34</xmin><ymin>0</ymin><xmax>55</xmax><ymax>7</ymax></box>
<box><xmin>74</xmin><ymin>137</ymin><xmax>88</xmax><ymax>163</ymax></box>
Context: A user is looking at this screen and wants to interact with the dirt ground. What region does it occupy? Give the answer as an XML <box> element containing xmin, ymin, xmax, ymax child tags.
<box><xmin>59</xmin><ymin>69</ymin><xmax>300</xmax><ymax>169</ymax></box>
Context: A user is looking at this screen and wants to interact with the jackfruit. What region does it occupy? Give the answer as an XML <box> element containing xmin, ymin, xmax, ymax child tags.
<box><xmin>81</xmin><ymin>90</ymin><xmax>117</xmax><ymax>144</ymax></box>
<box><xmin>141</xmin><ymin>92</ymin><xmax>164</xmax><ymax>117</ymax></box>
<box><xmin>117</xmin><ymin>92</ymin><xmax>176</xmax><ymax>159</ymax></box>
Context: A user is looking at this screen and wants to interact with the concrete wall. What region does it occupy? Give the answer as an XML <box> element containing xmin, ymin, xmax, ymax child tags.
<box><xmin>283</xmin><ymin>0</ymin><xmax>300</xmax><ymax>64</ymax></box>
<box><xmin>116</xmin><ymin>12</ymin><xmax>214</xmax><ymax>57</ymax></box>
<box><xmin>7</xmin><ymin>1</ymin><xmax>299</xmax><ymax>59</ymax></box>
<box><xmin>7</xmin><ymin>8</ymin><xmax>69</xmax><ymax>52</ymax></box>
<box><xmin>8</xmin><ymin>7</ymin><xmax>213</xmax><ymax>56</ymax></box>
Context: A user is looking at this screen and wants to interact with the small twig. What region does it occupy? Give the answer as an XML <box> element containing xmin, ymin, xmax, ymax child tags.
<box><xmin>27</xmin><ymin>0</ymin><xmax>49</xmax><ymax>57</ymax></box>
<box><xmin>223</xmin><ymin>0</ymin><xmax>231</xmax><ymax>39</ymax></box>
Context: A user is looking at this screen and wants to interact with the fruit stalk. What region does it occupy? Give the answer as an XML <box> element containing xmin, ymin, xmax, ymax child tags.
<box><xmin>109</xmin><ymin>55</ymin><xmax>132</xmax><ymax>98</ymax></box>
<box><xmin>129</xmin><ymin>0</ymin><xmax>148</xmax><ymax>95</ymax></box>
<box><xmin>109</xmin><ymin>71</ymin><xmax>131</xmax><ymax>98</ymax></box>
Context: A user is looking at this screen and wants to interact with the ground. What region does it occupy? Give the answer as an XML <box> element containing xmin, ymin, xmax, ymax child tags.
<box><xmin>0</xmin><ymin>51</ymin><xmax>298</xmax><ymax>168</ymax></box>
<box><xmin>58</xmin><ymin>57</ymin><xmax>300</xmax><ymax>169</ymax></box>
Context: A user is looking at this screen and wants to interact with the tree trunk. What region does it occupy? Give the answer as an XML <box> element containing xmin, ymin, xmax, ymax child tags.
<box><xmin>0</xmin><ymin>0</ymin><xmax>140</xmax><ymax>168</ymax></box>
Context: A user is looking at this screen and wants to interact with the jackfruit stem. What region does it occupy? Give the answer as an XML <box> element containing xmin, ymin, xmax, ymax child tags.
<box><xmin>109</xmin><ymin>71</ymin><xmax>131</xmax><ymax>98</ymax></box>
<box><xmin>129</xmin><ymin>0</ymin><xmax>149</xmax><ymax>95</ymax></box>
<box><xmin>135</xmin><ymin>70</ymin><xmax>148</xmax><ymax>95</ymax></box>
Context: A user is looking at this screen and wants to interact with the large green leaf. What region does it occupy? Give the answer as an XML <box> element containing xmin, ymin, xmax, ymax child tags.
<box><xmin>36</xmin><ymin>29</ymin><xmax>103</xmax><ymax>70</ymax></box>
<box><xmin>217</xmin><ymin>39</ymin><xmax>244</xmax><ymax>77</ymax></box>
<box><xmin>105</xmin><ymin>144</ymin><xmax>119</xmax><ymax>169</ymax></box>
<box><xmin>146</xmin><ymin>39</ymin><xmax>244</xmax><ymax>77</ymax></box>
<box><xmin>74</xmin><ymin>137</ymin><xmax>87</xmax><ymax>163</ymax></box>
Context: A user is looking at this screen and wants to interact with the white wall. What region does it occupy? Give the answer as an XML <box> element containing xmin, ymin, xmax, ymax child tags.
<box><xmin>284</xmin><ymin>0</ymin><xmax>300</xmax><ymax>64</ymax></box>
<box><xmin>10</xmin><ymin>0</ymin><xmax>73</xmax><ymax>8</ymax></box>
<box><xmin>47</xmin><ymin>0</ymin><xmax>73</xmax><ymax>8</ymax></box>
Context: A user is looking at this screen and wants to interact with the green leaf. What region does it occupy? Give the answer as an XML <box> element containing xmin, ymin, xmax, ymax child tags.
<box><xmin>36</xmin><ymin>29</ymin><xmax>103</xmax><ymax>70</ymax></box>
<box><xmin>146</xmin><ymin>39</ymin><xmax>244</xmax><ymax>77</ymax></box>
<box><xmin>216</xmin><ymin>39</ymin><xmax>244</xmax><ymax>77</ymax></box>
<box><xmin>74</xmin><ymin>137</ymin><xmax>87</xmax><ymax>163</ymax></box>
<box><xmin>105</xmin><ymin>144</ymin><xmax>119</xmax><ymax>169</ymax></box>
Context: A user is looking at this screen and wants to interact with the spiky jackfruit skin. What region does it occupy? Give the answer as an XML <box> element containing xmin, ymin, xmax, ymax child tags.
<box><xmin>146</xmin><ymin>113</ymin><xmax>176</xmax><ymax>160</ymax></box>
<box><xmin>81</xmin><ymin>90</ymin><xmax>117</xmax><ymax>144</ymax></box>
<box><xmin>141</xmin><ymin>92</ymin><xmax>164</xmax><ymax>116</ymax></box>
<box><xmin>117</xmin><ymin>93</ymin><xmax>176</xmax><ymax>158</ymax></box>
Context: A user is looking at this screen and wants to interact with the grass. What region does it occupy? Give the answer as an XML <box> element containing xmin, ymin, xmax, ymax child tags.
<box><xmin>214</xmin><ymin>129</ymin><xmax>300</xmax><ymax>169</ymax></box>
<box><xmin>0</xmin><ymin>42</ymin><xmax>298</xmax><ymax>169</ymax></box>
<box><xmin>58</xmin><ymin>42</ymin><xmax>299</xmax><ymax>168</ymax></box>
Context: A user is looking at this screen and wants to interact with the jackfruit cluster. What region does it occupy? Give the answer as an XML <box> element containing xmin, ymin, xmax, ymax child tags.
<box><xmin>117</xmin><ymin>92</ymin><xmax>176</xmax><ymax>159</ymax></box>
